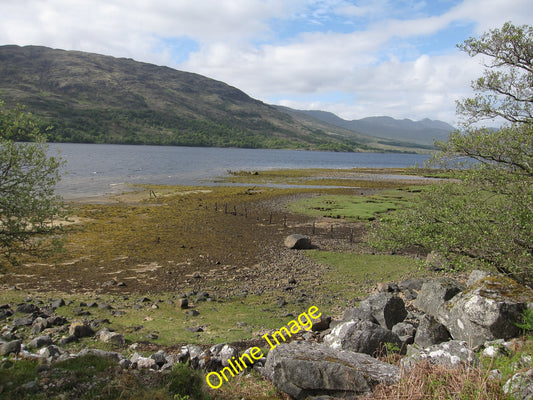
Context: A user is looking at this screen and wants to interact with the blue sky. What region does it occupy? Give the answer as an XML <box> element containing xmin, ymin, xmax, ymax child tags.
<box><xmin>1</xmin><ymin>0</ymin><xmax>532</xmax><ymax>125</ymax></box>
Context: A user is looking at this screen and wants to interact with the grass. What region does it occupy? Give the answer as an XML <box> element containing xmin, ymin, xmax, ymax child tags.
<box><xmin>288</xmin><ymin>189</ymin><xmax>416</xmax><ymax>220</ymax></box>
<box><xmin>306</xmin><ymin>252</ymin><xmax>424</xmax><ymax>305</ymax></box>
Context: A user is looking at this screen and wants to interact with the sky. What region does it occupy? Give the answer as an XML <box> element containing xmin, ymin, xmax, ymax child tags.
<box><xmin>1</xmin><ymin>0</ymin><xmax>532</xmax><ymax>126</ymax></box>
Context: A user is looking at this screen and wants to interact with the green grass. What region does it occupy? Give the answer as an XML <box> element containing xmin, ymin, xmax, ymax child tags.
<box><xmin>306</xmin><ymin>252</ymin><xmax>424</xmax><ymax>303</ymax></box>
<box><xmin>289</xmin><ymin>189</ymin><xmax>415</xmax><ymax>220</ymax></box>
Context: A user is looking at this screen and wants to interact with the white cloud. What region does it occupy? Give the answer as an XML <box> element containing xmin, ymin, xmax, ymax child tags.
<box><xmin>0</xmin><ymin>0</ymin><xmax>532</xmax><ymax>125</ymax></box>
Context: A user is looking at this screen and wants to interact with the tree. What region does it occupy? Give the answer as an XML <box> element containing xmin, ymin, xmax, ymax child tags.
<box><xmin>370</xmin><ymin>23</ymin><xmax>533</xmax><ymax>286</ymax></box>
<box><xmin>0</xmin><ymin>99</ymin><xmax>64</xmax><ymax>260</ymax></box>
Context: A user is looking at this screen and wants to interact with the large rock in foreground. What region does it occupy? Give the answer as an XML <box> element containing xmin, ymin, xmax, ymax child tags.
<box><xmin>284</xmin><ymin>234</ymin><xmax>313</xmax><ymax>250</ymax></box>
<box><xmin>262</xmin><ymin>341</ymin><xmax>399</xmax><ymax>399</ymax></box>
<box><xmin>436</xmin><ymin>276</ymin><xmax>533</xmax><ymax>348</ymax></box>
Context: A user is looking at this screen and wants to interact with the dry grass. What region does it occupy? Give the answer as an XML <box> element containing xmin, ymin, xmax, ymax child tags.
<box><xmin>369</xmin><ymin>361</ymin><xmax>508</xmax><ymax>400</ymax></box>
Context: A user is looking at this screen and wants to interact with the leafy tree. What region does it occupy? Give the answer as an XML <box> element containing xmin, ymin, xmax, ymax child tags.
<box><xmin>370</xmin><ymin>23</ymin><xmax>533</xmax><ymax>286</ymax></box>
<box><xmin>0</xmin><ymin>99</ymin><xmax>64</xmax><ymax>259</ymax></box>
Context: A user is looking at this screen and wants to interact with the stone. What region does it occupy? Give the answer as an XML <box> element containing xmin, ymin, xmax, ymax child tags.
<box><xmin>28</xmin><ymin>335</ymin><xmax>53</xmax><ymax>349</ymax></box>
<box><xmin>59</xmin><ymin>335</ymin><xmax>78</xmax><ymax>346</ymax></box>
<box><xmin>131</xmin><ymin>352</ymin><xmax>157</xmax><ymax>369</ymax></box>
<box><xmin>263</xmin><ymin>341</ymin><xmax>399</xmax><ymax>399</ymax></box>
<box><xmin>398</xmin><ymin>278</ymin><xmax>426</xmax><ymax>292</ymax></box>
<box><xmin>414</xmin><ymin>278</ymin><xmax>464</xmax><ymax>318</ymax></box>
<box><xmin>414</xmin><ymin>315</ymin><xmax>452</xmax><ymax>348</ymax></box>
<box><xmin>425</xmin><ymin>251</ymin><xmax>448</xmax><ymax>271</ymax></box>
<box><xmin>342</xmin><ymin>307</ymin><xmax>378</xmax><ymax>324</ymax></box>
<box><xmin>98</xmin><ymin>303</ymin><xmax>113</xmax><ymax>310</ymax></box>
<box><xmin>13</xmin><ymin>316</ymin><xmax>35</xmax><ymax>326</ymax></box>
<box><xmin>188</xmin><ymin>309</ymin><xmax>200</xmax><ymax>316</ymax></box>
<box><xmin>69</xmin><ymin>322</ymin><xmax>95</xmax><ymax>338</ymax></box>
<box><xmin>177</xmin><ymin>298</ymin><xmax>189</xmax><ymax>309</ymax></box>
<box><xmin>284</xmin><ymin>234</ymin><xmax>313</xmax><ymax>250</ymax></box>
<box><xmin>503</xmin><ymin>369</ymin><xmax>533</xmax><ymax>400</ymax></box>
<box><xmin>392</xmin><ymin>322</ymin><xmax>416</xmax><ymax>346</ymax></box>
<box><xmin>0</xmin><ymin>340</ymin><xmax>22</xmax><ymax>356</ymax></box>
<box><xmin>97</xmin><ymin>328</ymin><xmax>125</xmax><ymax>346</ymax></box>
<box><xmin>151</xmin><ymin>350</ymin><xmax>169</xmax><ymax>367</ymax></box>
<box><xmin>217</xmin><ymin>344</ymin><xmax>239</xmax><ymax>367</ymax></box>
<box><xmin>51</xmin><ymin>299</ymin><xmax>65</xmax><ymax>309</ymax></box>
<box><xmin>22</xmin><ymin>381</ymin><xmax>40</xmax><ymax>393</ymax></box>
<box><xmin>323</xmin><ymin>319</ymin><xmax>403</xmax><ymax>356</ymax></box>
<box><xmin>15</xmin><ymin>303</ymin><xmax>39</xmax><ymax>314</ymax></box>
<box><xmin>436</xmin><ymin>276</ymin><xmax>533</xmax><ymax>348</ymax></box>
<box><xmin>39</xmin><ymin>345</ymin><xmax>62</xmax><ymax>360</ymax></box>
<box><xmin>0</xmin><ymin>308</ymin><xmax>13</xmax><ymax>320</ymax></box>
<box><xmin>119</xmin><ymin>359</ymin><xmax>132</xmax><ymax>369</ymax></box>
<box><xmin>402</xmin><ymin>340</ymin><xmax>478</xmax><ymax>372</ymax></box>
<box><xmin>47</xmin><ymin>315</ymin><xmax>68</xmax><ymax>326</ymax></box>
<box><xmin>311</xmin><ymin>315</ymin><xmax>331</xmax><ymax>331</ymax></box>
<box><xmin>77</xmin><ymin>348</ymin><xmax>124</xmax><ymax>362</ymax></box>
<box><xmin>358</xmin><ymin>292</ymin><xmax>407</xmax><ymax>329</ymax></box>
<box><xmin>467</xmin><ymin>270</ymin><xmax>491</xmax><ymax>286</ymax></box>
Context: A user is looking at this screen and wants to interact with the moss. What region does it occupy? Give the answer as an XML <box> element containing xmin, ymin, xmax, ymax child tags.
<box><xmin>465</xmin><ymin>276</ymin><xmax>533</xmax><ymax>303</ymax></box>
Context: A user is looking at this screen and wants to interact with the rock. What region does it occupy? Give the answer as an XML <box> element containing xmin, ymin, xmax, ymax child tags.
<box><xmin>47</xmin><ymin>315</ymin><xmax>68</xmax><ymax>326</ymax></box>
<box><xmin>414</xmin><ymin>278</ymin><xmax>464</xmax><ymax>318</ymax></box>
<box><xmin>323</xmin><ymin>319</ymin><xmax>403</xmax><ymax>356</ymax></box>
<box><xmin>97</xmin><ymin>328</ymin><xmax>125</xmax><ymax>346</ymax></box>
<box><xmin>131</xmin><ymin>352</ymin><xmax>157</xmax><ymax>369</ymax></box>
<box><xmin>39</xmin><ymin>345</ymin><xmax>62</xmax><ymax>360</ymax></box>
<box><xmin>311</xmin><ymin>315</ymin><xmax>331</xmax><ymax>331</ymax></box>
<box><xmin>263</xmin><ymin>341</ymin><xmax>399</xmax><ymax>399</ymax></box>
<box><xmin>467</xmin><ymin>270</ymin><xmax>491</xmax><ymax>286</ymax></box>
<box><xmin>284</xmin><ymin>234</ymin><xmax>313</xmax><ymax>250</ymax></box>
<box><xmin>119</xmin><ymin>359</ymin><xmax>132</xmax><ymax>369</ymax></box>
<box><xmin>28</xmin><ymin>335</ymin><xmax>53</xmax><ymax>349</ymax></box>
<box><xmin>188</xmin><ymin>309</ymin><xmax>200</xmax><ymax>317</ymax></box>
<box><xmin>436</xmin><ymin>276</ymin><xmax>533</xmax><ymax>348</ymax></box>
<box><xmin>22</xmin><ymin>381</ymin><xmax>40</xmax><ymax>394</ymax></box>
<box><xmin>98</xmin><ymin>303</ymin><xmax>113</xmax><ymax>310</ymax></box>
<box><xmin>69</xmin><ymin>322</ymin><xmax>95</xmax><ymax>338</ymax></box>
<box><xmin>392</xmin><ymin>322</ymin><xmax>416</xmax><ymax>346</ymax></box>
<box><xmin>398</xmin><ymin>278</ymin><xmax>426</xmax><ymax>292</ymax></box>
<box><xmin>151</xmin><ymin>350</ymin><xmax>169</xmax><ymax>367</ymax></box>
<box><xmin>217</xmin><ymin>344</ymin><xmax>239</xmax><ymax>367</ymax></box>
<box><xmin>0</xmin><ymin>308</ymin><xmax>13</xmax><ymax>320</ymax></box>
<box><xmin>414</xmin><ymin>315</ymin><xmax>452</xmax><ymax>348</ymax></box>
<box><xmin>15</xmin><ymin>303</ymin><xmax>39</xmax><ymax>314</ymax></box>
<box><xmin>402</xmin><ymin>340</ymin><xmax>478</xmax><ymax>371</ymax></box>
<box><xmin>51</xmin><ymin>299</ymin><xmax>65</xmax><ymax>309</ymax></box>
<box><xmin>13</xmin><ymin>316</ymin><xmax>35</xmax><ymax>326</ymax></box>
<box><xmin>177</xmin><ymin>298</ymin><xmax>189</xmax><ymax>309</ymax></box>
<box><xmin>358</xmin><ymin>292</ymin><xmax>407</xmax><ymax>329</ymax></box>
<box><xmin>342</xmin><ymin>307</ymin><xmax>378</xmax><ymax>324</ymax></box>
<box><xmin>185</xmin><ymin>326</ymin><xmax>203</xmax><ymax>333</ymax></box>
<box><xmin>59</xmin><ymin>335</ymin><xmax>78</xmax><ymax>346</ymax></box>
<box><xmin>503</xmin><ymin>369</ymin><xmax>533</xmax><ymax>400</ymax></box>
<box><xmin>425</xmin><ymin>251</ymin><xmax>448</xmax><ymax>271</ymax></box>
<box><xmin>77</xmin><ymin>348</ymin><xmax>124</xmax><ymax>361</ymax></box>
<box><xmin>0</xmin><ymin>340</ymin><xmax>22</xmax><ymax>356</ymax></box>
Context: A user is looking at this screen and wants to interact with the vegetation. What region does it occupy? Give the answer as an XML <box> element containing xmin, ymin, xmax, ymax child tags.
<box><xmin>0</xmin><ymin>99</ymin><xmax>64</xmax><ymax>260</ymax></box>
<box><xmin>371</xmin><ymin>23</ymin><xmax>533</xmax><ymax>286</ymax></box>
<box><xmin>0</xmin><ymin>45</ymin><xmax>422</xmax><ymax>152</ymax></box>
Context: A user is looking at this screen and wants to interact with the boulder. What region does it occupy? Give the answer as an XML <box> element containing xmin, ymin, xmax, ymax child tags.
<box><xmin>97</xmin><ymin>328</ymin><xmax>125</xmax><ymax>346</ymax></box>
<box><xmin>342</xmin><ymin>307</ymin><xmax>378</xmax><ymax>324</ymax></box>
<box><xmin>77</xmin><ymin>348</ymin><xmax>124</xmax><ymax>362</ymax></box>
<box><xmin>503</xmin><ymin>369</ymin><xmax>533</xmax><ymax>400</ymax></box>
<box><xmin>414</xmin><ymin>315</ymin><xmax>451</xmax><ymax>348</ymax></box>
<box><xmin>323</xmin><ymin>319</ymin><xmax>403</xmax><ymax>356</ymax></box>
<box><xmin>39</xmin><ymin>345</ymin><xmax>62</xmax><ymax>360</ymax></box>
<box><xmin>217</xmin><ymin>344</ymin><xmax>239</xmax><ymax>367</ymax></box>
<box><xmin>69</xmin><ymin>322</ymin><xmax>95</xmax><ymax>338</ymax></box>
<box><xmin>0</xmin><ymin>340</ymin><xmax>21</xmax><ymax>356</ymax></box>
<box><xmin>15</xmin><ymin>303</ymin><xmax>39</xmax><ymax>314</ymax></box>
<box><xmin>284</xmin><ymin>234</ymin><xmax>312</xmax><ymax>250</ymax></box>
<box><xmin>28</xmin><ymin>335</ymin><xmax>53</xmax><ymax>349</ymax></box>
<box><xmin>262</xmin><ymin>341</ymin><xmax>399</xmax><ymax>400</ymax></box>
<box><xmin>402</xmin><ymin>340</ymin><xmax>478</xmax><ymax>372</ymax></box>
<box><xmin>0</xmin><ymin>307</ymin><xmax>13</xmax><ymax>320</ymax></box>
<box><xmin>131</xmin><ymin>352</ymin><xmax>157</xmax><ymax>369</ymax></box>
<box><xmin>467</xmin><ymin>270</ymin><xmax>491</xmax><ymax>286</ymax></box>
<box><xmin>436</xmin><ymin>276</ymin><xmax>533</xmax><ymax>348</ymax></box>
<box><xmin>150</xmin><ymin>350</ymin><xmax>170</xmax><ymax>367</ymax></box>
<box><xmin>392</xmin><ymin>322</ymin><xmax>416</xmax><ymax>346</ymax></box>
<box><xmin>358</xmin><ymin>292</ymin><xmax>407</xmax><ymax>329</ymax></box>
<box><xmin>414</xmin><ymin>278</ymin><xmax>464</xmax><ymax>318</ymax></box>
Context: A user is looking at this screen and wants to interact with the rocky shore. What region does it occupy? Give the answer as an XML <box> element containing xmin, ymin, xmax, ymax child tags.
<box><xmin>1</xmin><ymin>269</ymin><xmax>531</xmax><ymax>399</ymax></box>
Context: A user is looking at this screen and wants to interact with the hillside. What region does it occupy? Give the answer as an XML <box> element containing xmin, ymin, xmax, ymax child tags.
<box><xmin>281</xmin><ymin>108</ymin><xmax>455</xmax><ymax>146</ymax></box>
<box><xmin>0</xmin><ymin>45</ymin><xmax>424</xmax><ymax>152</ymax></box>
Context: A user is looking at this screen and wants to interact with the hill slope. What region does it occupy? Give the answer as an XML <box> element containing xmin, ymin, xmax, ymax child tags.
<box><xmin>286</xmin><ymin>109</ymin><xmax>455</xmax><ymax>146</ymax></box>
<box><xmin>0</xmin><ymin>45</ymin><xmax>418</xmax><ymax>152</ymax></box>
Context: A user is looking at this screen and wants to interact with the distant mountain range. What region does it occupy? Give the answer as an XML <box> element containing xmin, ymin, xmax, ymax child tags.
<box><xmin>0</xmin><ymin>45</ymin><xmax>454</xmax><ymax>152</ymax></box>
<box><xmin>276</xmin><ymin>107</ymin><xmax>455</xmax><ymax>147</ymax></box>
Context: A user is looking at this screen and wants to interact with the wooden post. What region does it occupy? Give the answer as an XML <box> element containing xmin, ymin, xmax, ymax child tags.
<box><xmin>269</xmin><ymin>212</ymin><xmax>273</xmax><ymax>224</ymax></box>
<box><xmin>312</xmin><ymin>221</ymin><xmax>315</xmax><ymax>234</ymax></box>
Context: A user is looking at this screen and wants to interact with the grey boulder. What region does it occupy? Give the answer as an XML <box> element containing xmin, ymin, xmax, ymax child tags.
<box><xmin>414</xmin><ymin>278</ymin><xmax>464</xmax><ymax>318</ymax></box>
<box><xmin>284</xmin><ymin>234</ymin><xmax>313</xmax><ymax>250</ymax></box>
<box><xmin>358</xmin><ymin>292</ymin><xmax>407</xmax><ymax>329</ymax></box>
<box><xmin>263</xmin><ymin>341</ymin><xmax>399</xmax><ymax>400</ymax></box>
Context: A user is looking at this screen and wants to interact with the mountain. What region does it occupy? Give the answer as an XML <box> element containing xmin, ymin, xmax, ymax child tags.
<box><xmin>284</xmin><ymin>108</ymin><xmax>455</xmax><ymax>146</ymax></box>
<box><xmin>0</xmin><ymin>45</ymin><xmax>409</xmax><ymax>152</ymax></box>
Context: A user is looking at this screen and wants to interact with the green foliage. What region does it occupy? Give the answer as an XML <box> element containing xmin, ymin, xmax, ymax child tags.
<box><xmin>0</xmin><ymin>99</ymin><xmax>65</xmax><ymax>259</ymax></box>
<box><xmin>167</xmin><ymin>363</ymin><xmax>208</xmax><ymax>400</ymax></box>
<box><xmin>370</xmin><ymin>23</ymin><xmax>533</xmax><ymax>286</ymax></box>
<box><xmin>515</xmin><ymin>308</ymin><xmax>533</xmax><ymax>334</ymax></box>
